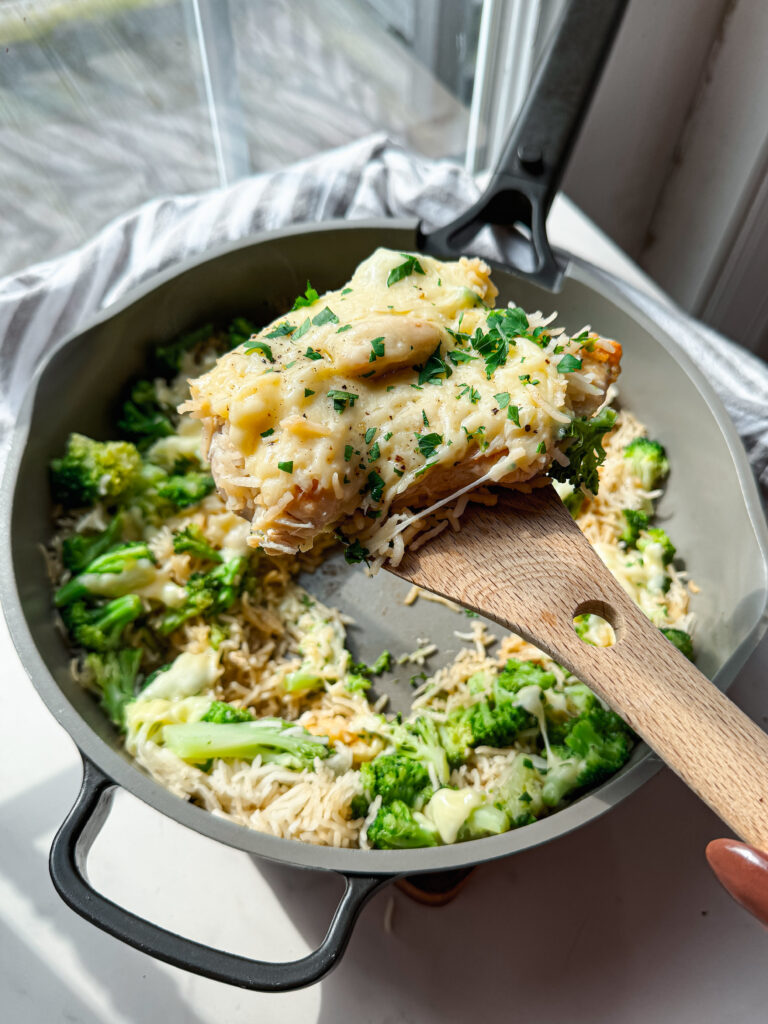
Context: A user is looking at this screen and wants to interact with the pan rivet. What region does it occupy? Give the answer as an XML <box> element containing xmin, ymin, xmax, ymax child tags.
<box><xmin>517</xmin><ymin>144</ymin><xmax>544</xmax><ymax>174</ymax></box>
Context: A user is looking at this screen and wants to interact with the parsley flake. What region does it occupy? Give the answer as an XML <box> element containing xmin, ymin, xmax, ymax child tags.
<box><xmin>416</xmin><ymin>431</ymin><xmax>443</xmax><ymax>458</ymax></box>
<box><xmin>278</xmin><ymin>461</ymin><xmax>293</xmax><ymax>473</ymax></box>
<box><xmin>292</xmin><ymin>282</ymin><xmax>319</xmax><ymax>310</ymax></box>
<box><xmin>328</xmin><ymin>389</ymin><xmax>358</xmax><ymax>412</ymax></box>
<box><xmin>536</xmin><ymin>441</ymin><xmax>546</xmax><ymax>454</ymax></box>
<box><xmin>508</xmin><ymin>405</ymin><xmax>520</xmax><ymax>427</ymax></box>
<box><xmin>265</xmin><ymin>322</ymin><xmax>295</xmax><ymax>339</ymax></box>
<box><xmin>557</xmin><ymin>354</ymin><xmax>583</xmax><ymax>373</ymax></box>
<box><xmin>458</xmin><ymin>383</ymin><xmax>480</xmax><ymax>404</ymax></box>
<box><xmin>304</xmin><ymin>388</ymin><xmax>315</xmax><ymax>397</ymax></box>
<box><xmin>243</xmin><ymin>339</ymin><xmax>274</xmax><ymax>360</ymax></box>
<box><xmin>344</xmin><ymin>444</ymin><xmax>354</xmax><ymax>462</ymax></box>
<box><xmin>294</xmin><ymin>318</ymin><xmax>311</xmax><ymax>340</ymax></box>
<box><xmin>341</xmin><ymin>288</ymin><xmax>353</xmax><ymax>295</ymax></box>
<box><xmin>448</xmin><ymin>349</ymin><xmax>477</xmax><ymax>366</ymax></box>
<box><xmin>365</xmin><ymin>427</ymin><xmax>377</xmax><ymax>444</ymax></box>
<box><xmin>260</xmin><ymin>428</ymin><xmax>275</xmax><ymax>437</ymax></box>
<box><xmin>415</xmin><ymin>342</ymin><xmax>453</xmax><ymax>386</ymax></box>
<box><xmin>337</xmin><ymin>323</ymin><xmax>353</xmax><ymax>333</ymax></box>
<box><xmin>367</xmin><ymin>470</ymin><xmax>385</xmax><ymax>502</ymax></box>
<box><xmin>422</xmin><ymin>410</ymin><xmax>429</xmax><ymax>427</ymax></box>
<box><xmin>369</xmin><ymin>336</ymin><xmax>385</xmax><ymax>362</ymax></box>
<box><xmin>312</xmin><ymin>306</ymin><xmax>338</xmax><ymax>326</ymax></box>
<box><xmin>387</xmin><ymin>254</ymin><xmax>426</xmax><ymax>287</ymax></box>
<box><xmin>304</xmin><ymin>346</ymin><xmax>323</xmax><ymax>360</ymax></box>
<box><xmin>368</xmin><ymin>442</ymin><xmax>380</xmax><ymax>462</ymax></box>
<box><xmin>494</xmin><ymin>392</ymin><xmax>511</xmax><ymax>409</ymax></box>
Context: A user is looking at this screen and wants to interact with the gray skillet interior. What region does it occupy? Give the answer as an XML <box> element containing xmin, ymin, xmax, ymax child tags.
<box><xmin>3</xmin><ymin>219</ymin><xmax>768</xmax><ymax>877</ymax></box>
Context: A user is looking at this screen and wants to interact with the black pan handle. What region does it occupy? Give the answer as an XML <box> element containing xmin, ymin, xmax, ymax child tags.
<box><xmin>418</xmin><ymin>0</ymin><xmax>629</xmax><ymax>289</ymax></box>
<box><xmin>49</xmin><ymin>756</ymin><xmax>389</xmax><ymax>991</ymax></box>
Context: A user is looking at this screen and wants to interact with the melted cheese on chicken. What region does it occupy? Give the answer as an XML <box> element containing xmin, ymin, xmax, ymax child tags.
<box><xmin>183</xmin><ymin>248</ymin><xmax>621</xmax><ymax>564</ymax></box>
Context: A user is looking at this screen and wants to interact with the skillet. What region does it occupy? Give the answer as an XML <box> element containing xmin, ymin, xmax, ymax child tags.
<box><xmin>2</xmin><ymin>0</ymin><xmax>768</xmax><ymax>991</ymax></box>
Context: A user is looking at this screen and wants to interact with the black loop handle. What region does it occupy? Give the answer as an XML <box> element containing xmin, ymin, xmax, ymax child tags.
<box><xmin>419</xmin><ymin>0</ymin><xmax>629</xmax><ymax>288</ymax></box>
<box><xmin>49</xmin><ymin>756</ymin><xmax>389</xmax><ymax>991</ymax></box>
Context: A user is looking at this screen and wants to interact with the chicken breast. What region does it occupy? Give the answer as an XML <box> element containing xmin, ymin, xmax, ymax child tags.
<box><xmin>183</xmin><ymin>248</ymin><xmax>621</xmax><ymax>565</ymax></box>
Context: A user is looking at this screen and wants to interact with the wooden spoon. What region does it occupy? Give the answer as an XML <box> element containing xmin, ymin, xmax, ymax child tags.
<box><xmin>387</xmin><ymin>484</ymin><xmax>768</xmax><ymax>925</ymax></box>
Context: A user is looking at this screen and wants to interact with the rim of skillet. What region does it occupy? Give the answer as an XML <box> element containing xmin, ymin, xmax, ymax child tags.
<box><xmin>2</xmin><ymin>217</ymin><xmax>768</xmax><ymax>877</ymax></box>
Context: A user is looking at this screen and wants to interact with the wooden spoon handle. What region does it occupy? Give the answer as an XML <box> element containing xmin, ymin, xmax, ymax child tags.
<box><xmin>390</xmin><ymin>486</ymin><xmax>768</xmax><ymax>850</ymax></box>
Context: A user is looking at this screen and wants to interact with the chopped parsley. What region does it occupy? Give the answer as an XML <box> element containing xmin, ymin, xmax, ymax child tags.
<box><xmin>494</xmin><ymin>391</ymin><xmax>511</xmax><ymax>409</ymax></box>
<box><xmin>519</xmin><ymin>374</ymin><xmax>539</xmax><ymax>385</ymax></box>
<box><xmin>384</xmin><ymin>432</ymin><xmax>392</xmax><ymax>441</ymax></box>
<box><xmin>448</xmin><ymin>349</ymin><xmax>477</xmax><ymax>366</ymax></box>
<box><xmin>312</xmin><ymin>307</ymin><xmax>338</xmax><ymax>326</ymax></box>
<box><xmin>304</xmin><ymin>346</ymin><xmax>323</xmax><ymax>360</ymax></box>
<box><xmin>292</xmin><ymin>282</ymin><xmax>319</xmax><ymax>310</ymax></box>
<box><xmin>337</xmin><ymin>323</ymin><xmax>353</xmax><ymax>333</ymax></box>
<box><xmin>387</xmin><ymin>254</ymin><xmax>426</xmax><ymax>287</ymax></box>
<box><xmin>422</xmin><ymin>410</ymin><xmax>429</xmax><ymax>427</ymax></box>
<box><xmin>557</xmin><ymin>354</ymin><xmax>583</xmax><ymax>373</ymax></box>
<box><xmin>265</xmin><ymin>322</ymin><xmax>295</xmax><ymax>339</ymax></box>
<box><xmin>294</xmin><ymin>318</ymin><xmax>311</xmax><ymax>340</ymax></box>
<box><xmin>341</xmin><ymin>288</ymin><xmax>353</xmax><ymax>295</ymax></box>
<box><xmin>367</xmin><ymin>470</ymin><xmax>385</xmax><ymax>502</ymax></box>
<box><xmin>365</xmin><ymin>427</ymin><xmax>377</xmax><ymax>444</ymax></box>
<box><xmin>414</xmin><ymin>460</ymin><xmax>437</xmax><ymax>478</ymax></box>
<box><xmin>536</xmin><ymin>441</ymin><xmax>546</xmax><ymax>454</ymax></box>
<box><xmin>337</xmin><ymin>535</ymin><xmax>370</xmax><ymax>565</ymax></box>
<box><xmin>416</xmin><ymin>343</ymin><xmax>453</xmax><ymax>386</ymax></box>
<box><xmin>416</xmin><ymin>431</ymin><xmax>443</xmax><ymax>458</ymax></box>
<box><xmin>328</xmin><ymin>389</ymin><xmax>358</xmax><ymax>412</ymax></box>
<box><xmin>368</xmin><ymin>442</ymin><xmax>380</xmax><ymax>462</ymax></box>
<box><xmin>243</xmin><ymin>339</ymin><xmax>274</xmax><ymax>360</ymax></box>
<box><xmin>507</xmin><ymin>405</ymin><xmax>520</xmax><ymax>426</ymax></box>
<box><xmin>278</xmin><ymin>461</ymin><xmax>293</xmax><ymax>473</ymax></box>
<box><xmin>369</xmin><ymin>336</ymin><xmax>385</xmax><ymax>361</ymax></box>
<box><xmin>548</xmin><ymin>408</ymin><xmax>617</xmax><ymax>494</ymax></box>
<box><xmin>304</xmin><ymin>388</ymin><xmax>315</xmax><ymax>397</ymax></box>
<box><xmin>260</xmin><ymin>428</ymin><xmax>275</xmax><ymax>437</ymax></box>
<box><xmin>344</xmin><ymin>444</ymin><xmax>354</xmax><ymax>462</ymax></box>
<box><xmin>457</xmin><ymin>383</ymin><xmax>480</xmax><ymax>404</ymax></box>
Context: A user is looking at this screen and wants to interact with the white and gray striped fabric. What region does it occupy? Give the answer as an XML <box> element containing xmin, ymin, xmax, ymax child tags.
<box><xmin>1</xmin><ymin>132</ymin><xmax>767</xmax><ymax>496</ymax></box>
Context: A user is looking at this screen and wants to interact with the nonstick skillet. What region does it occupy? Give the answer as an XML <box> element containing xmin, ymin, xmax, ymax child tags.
<box><xmin>3</xmin><ymin>0</ymin><xmax>768</xmax><ymax>992</ymax></box>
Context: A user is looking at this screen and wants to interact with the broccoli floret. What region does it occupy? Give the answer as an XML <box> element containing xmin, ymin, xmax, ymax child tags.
<box><xmin>61</xmin><ymin>594</ymin><xmax>143</xmax><ymax>651</ymax></box>
<box><xmin>637</xmin><ymin>527</ymin><xmax>676</xmax><ymax>565</ymax></box>
<box><xmin>118</xmin><ymin>379</ymin><xmax>175</xmax><ymax>446</ymax></box>
<box><xmin>548</xmin><ymin>407</ymin><xmax>616</xmax><ymax>495</ymax></box>
<box><xmin>344</xmin><ymin>673</ymin><xmax>372</xmax><ymax>696</ymax></box>
<box><xmin>55</xmin><ymin>542</ymin><xmax>156</xmax><ymax>606</ymax></box>
<box><xmin>283</xmin><ymin>667</ymin><xmax>324</xmax><ymax>694</ymax></box>
<box><xmin>155</xmin><ymin>471</ymin><xmax>215</xmax><ymax>509</ymax></box>
<box><xmin>51</xmin><ymin>433</ymin><xmax>142</xmax><ymax>507</ymax></box>
<box><xmin>162</xmin><ymin>717</ymin><xmax>332</xmax><ymax>769</ymax></box>
<box><xmin>619</xmin><ymin>508</ymin><xmax>649</xmax><ymax>548</ymax></box>
<box><xmin>457</xmin><ymin>803</ymin><xmax>510</xmax><ymax>841</ymax></box>
<box><xmin>172</xmin><ymin>524</ymin><xmax>222</xmax><ymax>563</ymax></box>
<box><xmin>542</xmin><ymin>706</ymin><xmax>633</xmax><ymax>807</ymax></box>
<box><xmin>563</xmin><ymin>489</ymin><xmax>585</xmax><ymax>517</ymax></box>
<box><xmin>390</xmin><ymin>715</ymin><xmax>451</xmax><ymax>787</ymax></box>
<box><xmin>201</xmin><ymin>700</ymin><xmax>255</xmax><ymax>724</ymax></box>
<box><xmin>351</xmin><ymin>650</ymin><xmax>393</xmax><ymax>677</ymax></box>
<box><xmin>366</xmin><ymin>799</ymin><xmax>439</xmax><ymax>849</ymax></box>
<box><xmin>438</xmin><ymin>699</ymin><xmax>535</xmax><ymax>768</ymax></box>
<box><xmin>623</xmin><ymin>437</ymin><xmax>669</xmax><ymax>490</ymax></box>
<box><xmin>154</xmin><ymin>323</ymin><xmax>215</xmax><ymax>375</ymax></box>
<box><xmin>84</xmin><ymin>648</ymin><xmax>143</xmax><ymax>727</ymax></box>
<box><xmin>159</xmin><ymin>556</ymin><xmax>247</xmax><ymax>634</ymax></box>
<box><xmin>492</xmin><ymin>754</ymin><xmax>548</xmax><ymax>826</ymax></box>
<box><xmin>661</xmin><ymin>627</ymin><xmax>694</xmax><ymax>661</ymax></box>
<box><xmin>496</xmin><ymin>658</ymin><xmax>556</xmax><ymax>693</ymax></box>
<box><xmin>61</xmin><ymin>514</ymin><xmax>124</xmax><ymax>574</ymax></box>
<box><xmin>357</xmin><ymin>753</ymin><xmax>431</xmax><ymax>811</ymax></box>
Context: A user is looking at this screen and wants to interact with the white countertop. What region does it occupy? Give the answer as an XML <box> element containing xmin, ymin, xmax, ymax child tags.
<box><xmin>2</xmin><ymin>197</ymin><xmax>767</xmax><ymax>1023</ymax></box>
